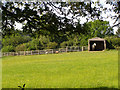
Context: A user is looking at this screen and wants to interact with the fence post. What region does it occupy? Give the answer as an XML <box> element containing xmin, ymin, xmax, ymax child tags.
<box><xmin>77</xmin><ymin>47</ymin><xmax>79</xmax><ymax>52</ymax></box>
<box><xmin>31</xmin><ymin>51</ymin><xmax>32</xmax><ymax>55</ymax></box>
<box><xmin>82</xmin><ymin>46</ymin><xmax>85</xmax><ymax>51</ymax></box>
<box><xmin>66</xmin><ymin>46</ymin><xmax>68</xmax><ymax>53</ymax></box>
<box><xmin>19</xmin><ymin>52</ymin><xmax>20</xmax><ymax>56</ymax></box>
<box><xmin>38</xmin><ymin>50</ymin><xmax>39</xmax><ymax>55</ymax></box>
<box><xmin>59</xmin><ymin>48</ymin><xmax>60</xmax><ymax>53</ymax></box>
<box><xmin>75</xmin><ymin>46</ymin><xmax>77</xmax><ymax>52</ymax></box>
<box><xmin>24</xmin><ymin>51</ymin><xmax>26</xmax><ymax>55</ymax></box>
<box><xmin>27</xmin><ymin>51</ymin><xmax>28</xmax><ymax>55</ymax></box>
<box><xmin>52</xmin><ymin>49</ymin><xmax>53</xmax><ymax>54</ymax></box>
<box><xmin>45</xmin><ymin>50</ymin><xmax>46</xmax><ymax>54</ymax></box>
<box><xmin>82</xmin><ymin>46</ymin><xmax>83</xmax><ymax>51</ymax></box>
<box><xmin>39</xmin><ymin>50</ymin><xmax>41</xmax><ymax>55</ymax></box>
<box><xmin>76</xmin><ymin>46</ymin><xmax>78</xmax><ymax>52</ymax></box>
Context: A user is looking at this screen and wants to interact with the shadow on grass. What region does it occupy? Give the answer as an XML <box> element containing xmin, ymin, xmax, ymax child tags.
<box><xmin>2</xmin><ymin>87</ymin><xmax>119</xmax><ymax>90</ymax></box>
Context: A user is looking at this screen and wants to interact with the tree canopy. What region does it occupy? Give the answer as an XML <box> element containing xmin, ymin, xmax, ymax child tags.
<box><xmin>86</xmin><ymin>20</ymin><xmax>114</xmax><ymax>38</ymax></box>
<box><xmin>1</xmin><ymin>1</ymin><xmax>120</xmax><ymax>37</ymax></box>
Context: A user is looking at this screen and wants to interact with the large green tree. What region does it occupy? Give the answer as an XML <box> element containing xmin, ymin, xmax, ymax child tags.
<box><xmin>1</xmin><ymin>1</ymin><xmax>120</xmax><ymax>37</ymax></box>
<box><xmin>85</xmin><ymin>20</ymin><xmax>114</xmax><ymax>38</ymax></box>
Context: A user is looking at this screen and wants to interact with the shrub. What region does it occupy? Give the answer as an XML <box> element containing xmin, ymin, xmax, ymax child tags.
<box><xmin>15</xmin><ymin>39</ymin><xmax>43</xmax><ymax>51</ymax></box>
<box><xmin>29</xmin><ymin>39</ymin><xmax>41</xmax><ymax>50</ymax></box>
<box><xmin>2</xmin><ymin>35</ymin><xmax>31</xmax><ymax>47</ymax></box>
<box><xmin>47</xmin><ymin>42</ymin><xmax>58</xmax><ymax>49</ymax></box>
<box><xmin>15</xmin><ymin>43</ymin><xmax>29</xmax><ymax>51</ymax></box>
<box><xmin>67</xmin><ymin>40</ymin><xmax>74</xmax><ymax>46</ymax></box>
<box><xmin>80</xmin><ymin>38</ymin><xmax>88</xmax><ymax>47</ymax></box>
<box><xmin>39</xmin><ymin>36</ymin><xmax>50</xmax><ymax>49</ymax></box>
<box><xmin>60</xmin><ymin>40</ymin><xmax>74</xmax><ymax>48</ymax></box>
<box><xmin>60</xmin><ymin>41</ymin><xmax>68</xmax><ymax>48</ymax></box>
<box><xmin>111</xmin><ymin>38</ymin><xmax>120</xmax><ymax>47</ymax></box>
<box><xmin>2</xmin><ymin>45</ymin><xmax>15</xmax><ymax>52</ymax></box>
<box><xmin>105</xmin><ymin>36</ymin><xmax>120</xmax><ymax>49</ymax></box>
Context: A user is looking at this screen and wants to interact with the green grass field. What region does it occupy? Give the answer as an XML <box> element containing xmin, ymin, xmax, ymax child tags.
<box><xmin>2</xmin><ymin>50</ymin><xmax>118</xmax><ymax>88</ymax></box>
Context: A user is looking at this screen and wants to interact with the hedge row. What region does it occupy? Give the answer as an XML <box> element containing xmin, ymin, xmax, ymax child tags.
<box><xmin>2</xmin><ymin>37</ymin><xmax>58</xmax><ymax>52</ymax></box>
<box><xmin>2</xmin><ymin>35</ymin><xmax>120</xmax><ymax>52</ymax></box>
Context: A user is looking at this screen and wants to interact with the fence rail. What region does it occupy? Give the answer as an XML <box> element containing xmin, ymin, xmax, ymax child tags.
<box><xmin>2</xmin><ymin>46</ymin><xmax>88</xmax><ymax>57</ymax></box>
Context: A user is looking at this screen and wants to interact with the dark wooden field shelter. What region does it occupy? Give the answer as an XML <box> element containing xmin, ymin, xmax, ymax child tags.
<box><xmin>88</xmin><ymin>37</ymin><xmax>106</xmax><ymax>51</ymax></box>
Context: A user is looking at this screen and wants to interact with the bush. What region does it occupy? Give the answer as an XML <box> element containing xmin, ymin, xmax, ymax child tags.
<box><xmin>2</xmin><ymin>45</ymin><xmax>15</xmax><ymax>52</ymax></box>
<box><xmin>60</xmin><ymin>41</ymin><xmax>68</xmax><ymax>48</ymax></box>
<box><xmin>47</xmin><ymin>42</ymin><xmax>58</xmax><ymax>49</ymax></box>
<box><xmin>80</xmin><ymin>38</ymin><xmax>88</xmax><ymax>47</ymax></box>
<box><xmin>29</xmin><ymin>39</ymin><xmax>42</xmax><ymax>50</ymax></box>
<box><xmin>105</xmin><ymin>36</ymin><xmax>120</xmax><ymax>49</ymax></box>
<box><xmin>39</xmin><ymin>35</ymin><xmax>50</xmax><ymax>49</ymax></box>
<box><xmin>15</xmin><ymin>43</ymin><xmax>29</xmax><ymax>51</ymax></box>
<box><xmin>111</xmin><ymin>38</ymin><xmax>120</xmax><ymax>47</ymax></box>
<box><xmin>60</xmin><ymin>40</ymin><xmax>74</xmax><ymax>48</ymax></box>
<box><xmin>15</xmin><ymin>39</ymin><xmax>43</xmax><ymax>51</ymax></box>
<box><xmin>2</xmin><ymin>35</ymin><xmax>31</xmax><ymax>47</ymax></box>
<box><xmin>67</xmin><ymin>40</ymin><xmax>74</xmax><ymax>46</ymax></box>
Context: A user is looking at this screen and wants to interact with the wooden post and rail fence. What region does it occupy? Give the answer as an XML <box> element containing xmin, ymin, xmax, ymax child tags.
<box><xmin>2</xmin><ymin>46</ymin><xmax>88</xmax><ymax>56</ymax></box>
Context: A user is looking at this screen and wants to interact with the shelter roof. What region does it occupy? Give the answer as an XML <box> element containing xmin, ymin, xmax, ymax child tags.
<box><xmin>89</xmin><ymin>37</ymin><xmax>105</xmax><ymax>41</ymax></box>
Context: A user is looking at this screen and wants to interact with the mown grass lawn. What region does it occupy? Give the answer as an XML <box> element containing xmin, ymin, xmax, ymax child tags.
<box><xmin>2</xmin><ymin>50</ymin><xmax>118</xmax><ymax>88</ymax></box>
